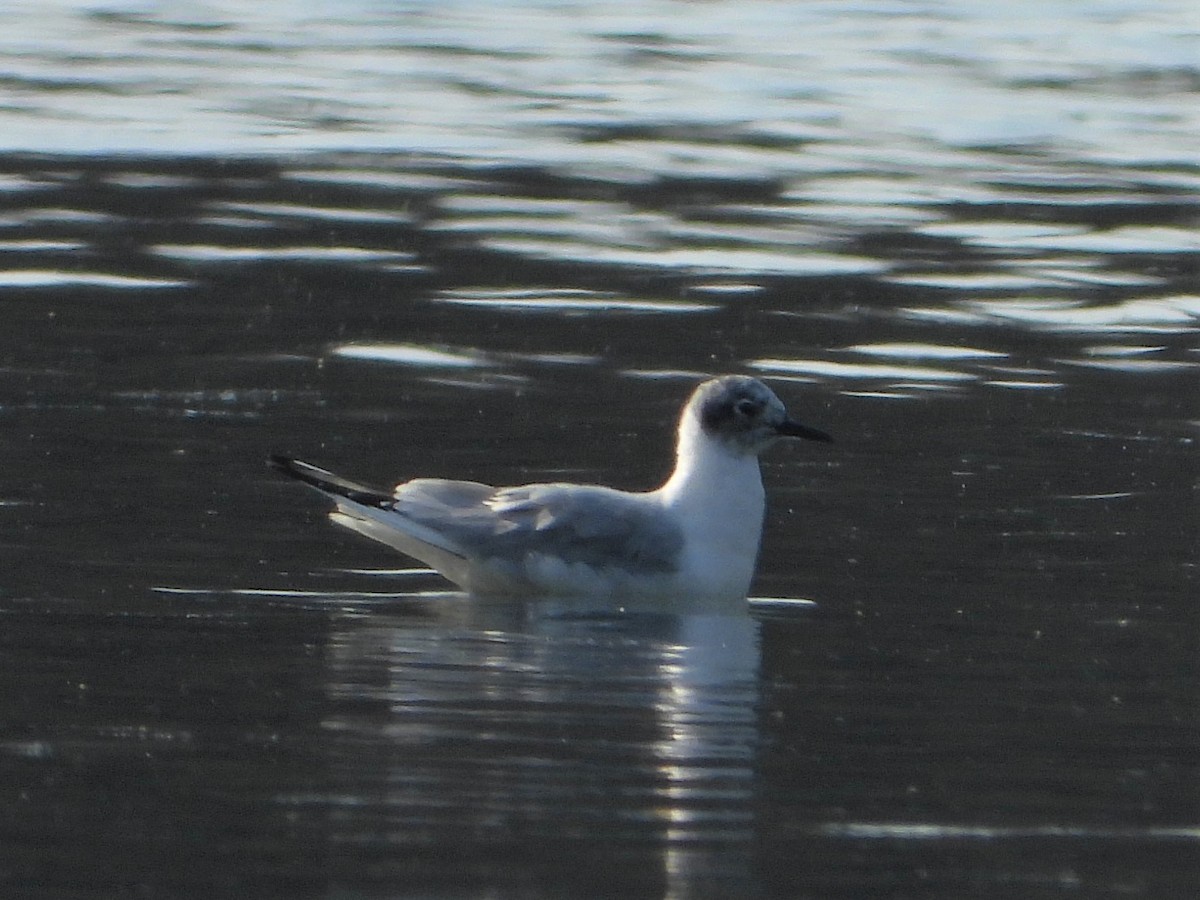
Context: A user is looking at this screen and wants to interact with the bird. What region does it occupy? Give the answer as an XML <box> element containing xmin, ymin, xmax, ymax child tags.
<box><xmin>268</xmin><ymin>375</ymin><xmax>831</xmax><ymax>602</ymax></box>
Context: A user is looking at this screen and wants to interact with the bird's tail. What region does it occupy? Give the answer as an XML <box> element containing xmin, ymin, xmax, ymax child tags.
<box><xmin>268</xmin><ymin>454</ymin><xmax>471</xmax><ymax>581</ymax></box>
<box><xmin>267</xmin><ymin>455</ymin><xmax>395</xmax><ymax>507</ymax></box>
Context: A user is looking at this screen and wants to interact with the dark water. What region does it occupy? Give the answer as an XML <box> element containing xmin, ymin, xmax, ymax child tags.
<box><xmin>1</xmin><ymin>3</ymin><xmax>1198</xmax><ymax>898</ymax></box>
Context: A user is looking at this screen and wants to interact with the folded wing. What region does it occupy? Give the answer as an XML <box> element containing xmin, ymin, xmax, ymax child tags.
<box><xmin>392</xmin><ymin>480</ymin><xmax>683</xmax><ymax>578</ymax></box>
<box><xmin>272</xmin><ymin>456</ymin><xmax>683</xmax><ymax>592</ymax></box>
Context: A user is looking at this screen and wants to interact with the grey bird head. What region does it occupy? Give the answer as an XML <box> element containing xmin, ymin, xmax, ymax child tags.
<box><xmin>688</xmin><ymin>375</ymin><xmax>832</xmax><ymax>455</ymax></box>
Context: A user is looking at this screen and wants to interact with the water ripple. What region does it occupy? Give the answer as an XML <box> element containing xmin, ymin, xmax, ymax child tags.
<box><xmin>435</xmin><ymin>287</ymin><xmax>718</xmax><ymax>315</ymax></box>
<box><xmin>332</xmin><ymin>343</ymin><xmax>488</xmax><ymax>368</ymax></box>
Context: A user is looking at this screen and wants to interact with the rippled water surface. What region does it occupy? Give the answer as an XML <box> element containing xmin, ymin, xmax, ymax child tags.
<box><xmin>1</xmin><ymin>2</ymin><xmax>1197</xmax><ymax>898</ymax></box>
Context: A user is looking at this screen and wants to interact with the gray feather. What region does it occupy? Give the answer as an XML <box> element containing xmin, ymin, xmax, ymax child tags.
<box><xmin>391</xmin><ymin>480</ymin><xmax>683</xmax><ymax>574</ymax></box>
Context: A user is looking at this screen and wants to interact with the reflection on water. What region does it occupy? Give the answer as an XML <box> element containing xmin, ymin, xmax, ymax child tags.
<box><xmin>0</xmin><ymin>1</ymin><xmax>1197</xmax><ymax>897</ymax></box>
<box><xmin>318</xmin><ymin>601</ymin><xmax>761</xmax><ymax>896</ymax></box>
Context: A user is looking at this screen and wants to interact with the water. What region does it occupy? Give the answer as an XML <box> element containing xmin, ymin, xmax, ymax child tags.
<box><xmin>1</xmin><ymin>2</ymin><xmax>1197</xmax><ymax>897</ymax></box>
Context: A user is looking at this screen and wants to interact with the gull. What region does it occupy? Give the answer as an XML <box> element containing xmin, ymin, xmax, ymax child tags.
<box><xmin>269</xmin><ymin>375</ymin><xmax>831</xmax><ymax>602</ymax></box>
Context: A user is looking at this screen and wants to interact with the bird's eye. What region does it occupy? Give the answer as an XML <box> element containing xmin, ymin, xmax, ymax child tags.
<box><xmin>734</xmin><ymin>399</ymin><xmax>761</xmax><ymax>418</ymax></box>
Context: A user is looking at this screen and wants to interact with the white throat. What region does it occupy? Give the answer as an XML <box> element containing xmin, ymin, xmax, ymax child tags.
<box><xmin>656</xmin><ymin>415</ymin><xmax>767</xmax><ymax>596</ymax></box>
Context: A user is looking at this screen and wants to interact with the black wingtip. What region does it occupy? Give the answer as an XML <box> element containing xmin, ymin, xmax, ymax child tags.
<box><xmin>267</xmin><ymin>455</ymin><xmax>395</xmax><ymax>507</ymax></box>
<box><xmin>267</xmin><ymin>454</ymin><xmax>296</xmax><ymax>474</ymax></box>
<box><xmin>267</xmin><ymin>454</ymin><xmax>329</xmax><ymax>488</ymax></box>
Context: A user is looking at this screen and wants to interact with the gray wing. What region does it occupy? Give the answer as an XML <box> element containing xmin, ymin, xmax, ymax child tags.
<box><xmin>393</xmin><ymin>479</ymin><xmax>683</xmax><ymax>574</ymax></box>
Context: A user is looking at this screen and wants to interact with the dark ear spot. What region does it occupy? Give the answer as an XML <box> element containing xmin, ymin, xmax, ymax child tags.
<box><xmin>700</xmin><ymin>393</ymin><xmax>737</xmax><ymax>431</ymax></box>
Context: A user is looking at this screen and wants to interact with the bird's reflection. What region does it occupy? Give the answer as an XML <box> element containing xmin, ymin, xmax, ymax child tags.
<box><xmin>320</xmin><ymin>596</ymin><xmax>762</xmax><ymax>897</ymax></box>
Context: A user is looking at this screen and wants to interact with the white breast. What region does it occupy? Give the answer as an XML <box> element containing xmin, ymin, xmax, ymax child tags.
<box><xmin>655</xmin><ymin>437</ymin><xmax>767</xmax><ymax>601</ymax></box>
